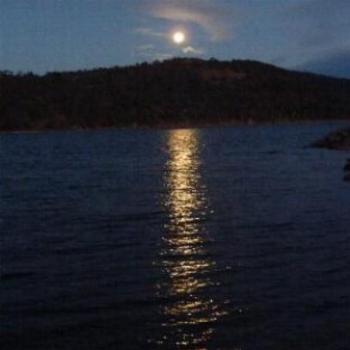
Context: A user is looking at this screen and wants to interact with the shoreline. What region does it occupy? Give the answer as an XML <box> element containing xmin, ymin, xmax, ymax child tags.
<box><xmin>1</xmin><ymin>119</ymin><xmax>349</xmax><ymax>135</ymax></box>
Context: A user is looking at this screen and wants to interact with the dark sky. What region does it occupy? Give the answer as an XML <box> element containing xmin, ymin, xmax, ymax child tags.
<box><xmin>1</xmin><ymin>0</ymin><xmax>350</xmax><ymax>77</ymax></box>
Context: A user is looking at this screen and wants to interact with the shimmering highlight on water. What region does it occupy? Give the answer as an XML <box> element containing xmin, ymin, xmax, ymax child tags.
<box><xmin>154</xmin><ymin>129</ymin><xmax>227</xmax><ymax>348</ymax></box>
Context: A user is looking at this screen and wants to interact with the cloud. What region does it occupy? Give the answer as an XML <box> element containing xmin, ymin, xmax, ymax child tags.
<box><xmin>182</xmin><ymin>46</ymin><xmax>204</xmax><ymax>55</ymax></box>
<box><xmin>134</xmin><ymin>27</ymin><xmax>166</xmax><ymax>38</ymax></box>
<box><xmin>135</xmin><ymin>43</ymin><xmax>155</xmax><ymax>57</ymax></box>
<box><xmin>142</xmin><ymin>0</ymin><xmax>235</xmax><ymax>41</ymax></box>
<box><xmin>154</xmin><ymin>53</ymin><xmax>174</xmax><ymax>61</ymax></box>
<box><xmin>134</xmin><ymin>42</ymin><xmax>173</xmax><ymax>62</ymax></box>
<box><xmin>137</xmin><ymin>44</ymin><xmax>155</xmax><ymax>51</ymax></box>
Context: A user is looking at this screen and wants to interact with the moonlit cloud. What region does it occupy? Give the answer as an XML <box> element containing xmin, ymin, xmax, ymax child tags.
<box><xmin>137</xmin><ymin>44</ymin><xmax>155</xmax><ymax>51</ymax></box>
<box><xmin>142</xmin><ymin>0</ymin><xmax>235</xmax><ymax>41</ymax></box>
<box><xmin>182</xmin><ymin>46</ymin><xmax>204</xmax><ymax>55</ymax></box>
<box><xmin>135</xmin><ymin>42</ymin><xmax>173</xmax><ymax>62</ymax></box>
<box><xmin>135</xmin><ymin>27</ymin><xmax>166</xmax><ymax>38</ymax></box>
<box><xmin>135</xmin><ymin>43</ymin><xmax>155</xmax><ymax>56</ymax></box>
<box><xmin>154</xmin><ymin>53</ymin><xmax>174</xmax><ymax>61</ymax></box>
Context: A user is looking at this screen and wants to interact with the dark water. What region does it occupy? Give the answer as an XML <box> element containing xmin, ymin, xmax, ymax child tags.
<box><xmin>1</xmin><ymin>122</ymin><xmax>350</xmax><ymax>350</ymax></box>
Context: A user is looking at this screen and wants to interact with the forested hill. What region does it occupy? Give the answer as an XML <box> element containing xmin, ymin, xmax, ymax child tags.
<box><xmin>1</xmin><ymin>58</ymin><xmax>350</xmax><ymax>131</ymax></box>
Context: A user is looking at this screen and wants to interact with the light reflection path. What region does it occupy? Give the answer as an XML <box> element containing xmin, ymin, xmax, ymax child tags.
<box><xmin>155</xmin><ymin>129</ymin><xmax>227</xmax><ymax>349</ymax></box>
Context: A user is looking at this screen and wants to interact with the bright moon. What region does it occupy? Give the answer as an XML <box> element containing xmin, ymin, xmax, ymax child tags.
<box><xmin>172</xmin><ymin>31</ymin><xmax>185</xmax><ymax>45</ymax></box>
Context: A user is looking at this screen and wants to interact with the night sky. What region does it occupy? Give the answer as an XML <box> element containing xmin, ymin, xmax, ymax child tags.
<box><xmin>1</xmin><ymin>0</ymin><xmax>350</xmax><ymax>77</ymax></box>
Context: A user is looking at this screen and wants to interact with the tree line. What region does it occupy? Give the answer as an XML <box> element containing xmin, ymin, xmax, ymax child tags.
<box><xmin>1</xmin><ymin>58</ymin><xmax>350</xmax><ymax>131</ymax></box>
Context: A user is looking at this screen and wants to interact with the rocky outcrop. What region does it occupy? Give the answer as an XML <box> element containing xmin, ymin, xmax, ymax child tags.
<box><xmin>344</xmin><ymin>159</ymin><xmax>350</xmax><ymax>182</ymax></box>
<box><xmin>311</xmin><ymin>128</ymin><xmax>350</xmax><ymax>150</ymax></box>
<box><xmin>311</xmin><ymin>128</ymin><xmax>350</xmax><ymax>182</ymax></box>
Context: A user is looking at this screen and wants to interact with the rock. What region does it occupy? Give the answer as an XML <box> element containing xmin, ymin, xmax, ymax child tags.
<box><xmin>344</xmin><ymin>173</ymin><xmax>350</xmax><ymax>182</ymax></box>
<box><xmin>344</xmin><ymin>159</ymin><xmax>350</xmax><ymax>171</ymax></box>
<box><xmin>311</xmin><ymin>128</ymin><xmax>350</xmax><ymax>150</ymax></box>
<box><xmin>312</xmin><ymin>130</ymin><xmax>350</xmax><ymax>182</ymax></box>
<box><xmin>343</xmin><ymin>158</ymin><xmax>350</xmax><ymax>182</ymax></box>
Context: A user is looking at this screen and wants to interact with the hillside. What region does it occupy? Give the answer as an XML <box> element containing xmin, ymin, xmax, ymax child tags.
<box><xmin>1</xmin><ymin>58</ymin><xmax>350</xmax><ymax>131</ymax></box>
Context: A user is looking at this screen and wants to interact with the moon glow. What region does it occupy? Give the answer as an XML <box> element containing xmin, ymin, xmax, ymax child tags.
<box><xmin>172</xmin><ymin>31</ymin><xmax>186</xmax><ymax>45</ymax></box>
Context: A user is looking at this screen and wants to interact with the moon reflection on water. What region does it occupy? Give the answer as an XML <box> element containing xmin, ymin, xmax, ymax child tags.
<box><xmin>155</xmin><ymin>129</ymin><xmax>228</xmax><ymax>349</ymax></box>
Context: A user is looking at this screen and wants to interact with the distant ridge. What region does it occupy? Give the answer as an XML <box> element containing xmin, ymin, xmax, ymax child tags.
<box><xmin>1</xmin><ymin>58</ymin><xmax>350</xmax><ymax>131</ymax></box>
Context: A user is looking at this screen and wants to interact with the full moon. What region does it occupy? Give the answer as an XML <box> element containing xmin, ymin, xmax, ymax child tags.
<box><xmin>172</xmin><ymin>31</ymin><xmax>186</xmax><ymax>45</ymax></box>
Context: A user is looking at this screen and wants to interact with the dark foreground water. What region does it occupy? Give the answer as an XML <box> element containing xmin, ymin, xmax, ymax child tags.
<box><xmin>1</xmin><ymin>122</ymin><xmax>350</xmax><ymax>350</ymax></box>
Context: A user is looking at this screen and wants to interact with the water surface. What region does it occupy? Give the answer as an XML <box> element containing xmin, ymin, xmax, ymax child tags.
<box><xmin>1</xmin><ymin>122</ymin><xmax>350</xmax><ymax>349</ymax></box>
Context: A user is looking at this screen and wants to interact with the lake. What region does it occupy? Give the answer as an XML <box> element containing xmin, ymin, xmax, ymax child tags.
<box><xmin>1</xmin><ymin>122</ymin><xmax>350</xmax><ymax>350</ymax></box>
